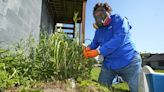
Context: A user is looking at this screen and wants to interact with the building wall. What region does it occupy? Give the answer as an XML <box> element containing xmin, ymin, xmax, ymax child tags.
<box><xmin>150</xmin><ymin>62</ymin><xmax>159</xmax><ymax>69</ymax></box>
<box><xmin>0</xmin><ymin>0</ymin><xmax>44</xmax><ymax>48</ymax></box>
<box><xmin>40</xmin><ymin>0</ymin><xmax>54</xmax><ymax>34</ymax></box>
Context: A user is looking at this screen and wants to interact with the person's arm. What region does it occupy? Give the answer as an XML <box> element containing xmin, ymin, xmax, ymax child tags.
<box><xmin>83</xmin><ymin>31</ymin><xmax>100</xmax><ymax>58</ymax></box>
<box><xmin>88</xmin><ymin>30</ymin><xmax>99</xmax><ymax>50</ymax></box>
<box><xmin>99</xmin><ymin>15</ymin><xmax>130</xmax><ymax>57</ymax></box>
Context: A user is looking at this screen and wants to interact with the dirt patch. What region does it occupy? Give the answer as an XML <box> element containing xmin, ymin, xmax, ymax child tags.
<box><xmin>4</xmin><ymin>81</ymin><xmax>79</xmax><ymax>92</ymax></box>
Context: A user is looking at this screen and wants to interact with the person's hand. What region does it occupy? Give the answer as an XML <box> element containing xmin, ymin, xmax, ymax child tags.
<box><xmin>85</xmin><ymin>47</ymin><xmax>91</xmax><ymax>51</ymax></box>
<box><xmin>83</xmin><ymin>48</ymin><xmax>88</xmax><ymax>58</ymax></box>
<box><xmin>83</xmin><ymin>47</ymin><xmax>90</xmax><ymax>58</ymax></box>
<box><xmin>84</xmin><ymin>50</ymin><xmax>99</xmax><ymax>58</ymax></box>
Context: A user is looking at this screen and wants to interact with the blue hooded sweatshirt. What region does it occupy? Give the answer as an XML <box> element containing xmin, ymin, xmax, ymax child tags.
<box><xmin>89</xmin><ymin>14</ymin><xmax>138</xmax><ymax>70</ymax></box>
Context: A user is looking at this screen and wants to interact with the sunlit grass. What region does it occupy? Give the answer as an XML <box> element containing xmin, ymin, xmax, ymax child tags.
<box><xmin>91</xmin><ymin>67</ymin><xmax>101</xmax><ymax>81</ymax></box>
<box><xmin>154</xmin><ymin>70</ymin><xmax>164</xmax><ymax>73</ymax></box>
<box><xmin>91</xmin><ymin>67</ymin><xmax>129</xmax><ymax>92</ymax></box>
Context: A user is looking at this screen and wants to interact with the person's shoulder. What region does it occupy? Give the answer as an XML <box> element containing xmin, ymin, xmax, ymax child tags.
<box><xmin>111</xmin><ymin>14</ymin><xmax>124</xmax><ymax>23</ymax></box>
<box><xmin>111</xmin><ymin>14</ymin><xmax>123</xmax><ymax>19</ymax></box>
<box><xmin>95</xmin><ymin>28</ymin><xmax>99</xmax><ymax>34</ymax></box>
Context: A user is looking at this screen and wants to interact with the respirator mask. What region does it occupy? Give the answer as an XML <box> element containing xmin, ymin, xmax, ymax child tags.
<box><xmin>93</xmin><ymin>7</ymin><xmax>111</xmax><ymax>29</ymax></box>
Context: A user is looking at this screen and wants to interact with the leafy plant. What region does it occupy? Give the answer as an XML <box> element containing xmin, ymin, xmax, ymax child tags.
<box><xmin>0</xmin><ymin>11</ymin><xmax>95</xmax><ymax>90</ymax></box>
<box><xmin>0</xmin><ymin>32</ymin><xmax>94</xmax><ymax>89</ymax></box>
<box><xmin>77</xmin><ymin>80</ymin><xmax>110</xmax><ymax>92</ymax></box>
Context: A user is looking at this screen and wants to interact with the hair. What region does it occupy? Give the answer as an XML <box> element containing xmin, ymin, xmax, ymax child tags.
<box><xmin>93</xmin><ymin>2</ymin><xmax>112</xmax><ymax>14</ymax></box>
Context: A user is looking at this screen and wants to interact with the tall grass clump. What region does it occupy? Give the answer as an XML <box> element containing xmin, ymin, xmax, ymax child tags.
<box><xmin>0</xmin><ymin>32</ymin><xmax>94</xmax><ymax>88</ymax></box>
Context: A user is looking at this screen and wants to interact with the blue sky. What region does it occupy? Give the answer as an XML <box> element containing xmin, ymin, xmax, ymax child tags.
<box><xmin>85</xmin><ymin>0</ymin><xmax>164</xmax><ymax>53</ymax></box>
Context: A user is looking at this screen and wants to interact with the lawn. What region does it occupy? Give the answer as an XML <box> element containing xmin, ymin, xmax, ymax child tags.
<box><xmin>91</xmin><ymin>67</ymin><xmax>130</xmax><ymax>92</ymax></box>
<box><xmin>154</xmin><ymin>70</ymin><xmax>164</xmax><ymax>73</ymax></box>
<box><xmin>91</xmin><ymin>67</ymin><xmax>164</xmax><ymax>92</ymax></box>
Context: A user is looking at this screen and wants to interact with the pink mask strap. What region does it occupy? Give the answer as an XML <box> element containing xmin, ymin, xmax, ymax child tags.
<box><xmin>103</xmin><ymin>17</ymin><xmax>112</xmax><ymax>26</ymax></box>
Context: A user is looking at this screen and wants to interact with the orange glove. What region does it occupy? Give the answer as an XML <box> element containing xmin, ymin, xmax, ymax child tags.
<box><xmin>84</xmin><ymin>50</ymin><xmax>99</xmax><ymax>58</ymax></box>
<box><xmin>85</xmin><ymin>47</ymin><xmax>91</xmax><ymax>51</ymax></box>
<box><xmin>83</xmin><ymin>47</ymin><xmax>90</xmax><ymax>58</ymax></box>
<box><xmin>83</xmin><ymin>48</ymin><xmax>88</xmax><ymax>58</ymax></box>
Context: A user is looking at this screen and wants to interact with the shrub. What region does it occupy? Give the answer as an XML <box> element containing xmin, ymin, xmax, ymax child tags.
<box><xmin>0</xmin><ymin>32</ymin><xmax>94</xmax><ymax>88</ymax></box>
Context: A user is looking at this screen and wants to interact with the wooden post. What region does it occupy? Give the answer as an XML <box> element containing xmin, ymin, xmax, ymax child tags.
<box><xmin>79</xmin><ymin>23</ymin><xmax>82</xmax><ymax>43</ymax></box>
<box><xmin>73</xmin><ymin>23</ymin><xmax>75</xmax><ymax>38</ymax></box>
<box><xmin>82</xmin><ymin>0</ymin><xmax>87</xmax><ymax>43</ymax></box>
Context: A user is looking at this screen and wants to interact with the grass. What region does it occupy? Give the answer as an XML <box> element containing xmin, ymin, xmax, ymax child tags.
<box><xmin>154</xmin><ymin>70</ymin><xmax>164</xmax><ymax>73</ymax></box>
<box><xmin>91</xmin><ymin>67</ymin><xmax>129</xmax><ymax>92</ymax></box>
<box><xmin>91</xmin><ymin>67</ymin><xmax>101</xmax><ymax>81</ymax></box>
<box><xmin>91</xmin><ymin>67</ymin><xmax>164</xmax><ymax>92</ymax></box>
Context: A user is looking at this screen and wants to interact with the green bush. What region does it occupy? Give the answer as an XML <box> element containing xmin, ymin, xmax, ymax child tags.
<box><xmin>0</xmin><ymin>32</ymin><xmax>94</xmax><ymax>88</ymax></box>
